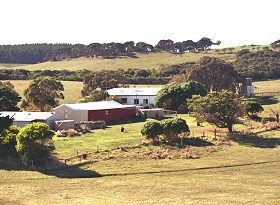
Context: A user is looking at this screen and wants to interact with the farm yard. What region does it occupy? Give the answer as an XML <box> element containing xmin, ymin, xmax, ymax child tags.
<box><xmin>1</xmin><ymin>74</ymin><xmax>280</xmax><ymax>204</ymax></box>
<box><xmin>1</xmin><ymin>0</ymin><xmax>280</xmax><ymax>203</ymax></box>
<box><xmin>1</xmin><ymin>88</ymin><xmax>280</xmax><ymax>204</ymax></box>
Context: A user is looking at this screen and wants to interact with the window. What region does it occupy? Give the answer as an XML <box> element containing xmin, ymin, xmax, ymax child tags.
<box><xmin>64</xmin><ymin>110</ymin><xmax>69</xmax><ymax>119</ymax></box>
<box><xmin>121</xmin><ymin>98</ymin><xmax>127</xmax><ymax>104</ymax></box>
<box><xmin>105</xmin><ymin>110</ymin><xmax>109</xmax><ymax>115</ymax></box>
<box><xmin>143</xmin><ymin>99</ymin><xmax>148</xmax><ymax>104</ymax></box>
<box><xmin>134</xmin><ymin>99</ymin><xmax>139</xmax><ymax>104</ymax></box>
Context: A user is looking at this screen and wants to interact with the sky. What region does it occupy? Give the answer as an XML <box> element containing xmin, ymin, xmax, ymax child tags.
<box><xmin>0</xmin><ymin>0</ymin><xmax>279</xmax><ymax>47</ymax></box>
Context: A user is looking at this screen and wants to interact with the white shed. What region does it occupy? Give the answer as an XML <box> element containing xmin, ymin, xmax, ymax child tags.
<box><xmin>107</xmin><ymin>88</ymin><xmax>161</xmax><ymax>106</ymax></box>
<box><xmin>0</xmin><ymin>111</ymin><xmax>64</xmax><ymax>129</ymax></box>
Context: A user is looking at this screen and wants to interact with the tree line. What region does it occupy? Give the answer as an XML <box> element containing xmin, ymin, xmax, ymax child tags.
<box><xmin>0</xmin><ymin>37</ymin><xmax>218</xmax><ymax>64</ymax></box>
<box><xmin>234</xmin><ymin>47</ymin><xmax>280</xmax><ymax>80</ymax></box>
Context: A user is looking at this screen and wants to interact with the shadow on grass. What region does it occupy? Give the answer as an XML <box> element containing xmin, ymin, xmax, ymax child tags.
<box><xmin>163</xmin><ymin>137</ymin><xmax>214</xmax><ymax>148</ymax></box>
<box><xmin>250</xmin><ymin>96</ymin><xmax>279</xmax><ymax>105</ymax></box>
<box><xmin>0</xmin><ymin>157</ymin><xmax>102</xmax><ymax>178</ymax></box>
<box><xmin>41</xmin><ymin>166</ymin><xmax>102</xmax><ymax>178</ymax></box>
<box><xmin>230</xmin><ymin>133</ymin><xmax>280</xmax><ymax>148</ymax></box>
<box><xmin>103</xmin><ymin>160</ymin><xmax>280</xmax><ymax>177</ymax></box>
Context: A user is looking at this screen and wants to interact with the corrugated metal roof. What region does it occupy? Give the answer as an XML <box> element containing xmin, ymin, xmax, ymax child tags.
<box><xmin>55</xmin><ymin>100</ymin><xmax>135</xmax><ymax>111</ymax></box>
<box><xmin>0</xmin><ymin>112</ymin><xmax>55</xmax><ymax>122</ymax></box>
<box><xmin>107</xmin><ymin>88</ymin><xmax>161</xmax><ymax>96</ymax></box>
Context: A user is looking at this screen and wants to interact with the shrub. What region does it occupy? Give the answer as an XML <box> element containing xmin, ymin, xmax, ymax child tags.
<box><xmin>16</xmin><ymin>122</ymin><xmax>55</xmax><ymax>166</ymax></box>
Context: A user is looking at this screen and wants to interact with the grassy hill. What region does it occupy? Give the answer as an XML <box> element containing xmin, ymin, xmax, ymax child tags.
<box><xmin>1</xmin><ymin>45</ymin><xmax>267</xmax><ymax>72</ymax></box>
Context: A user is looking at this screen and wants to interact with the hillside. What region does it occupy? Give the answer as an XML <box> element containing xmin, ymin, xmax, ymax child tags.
<box><xmin>0</xmin><ymin>51</ymin><xmax>235</xmax><ymax>71</ymax></box>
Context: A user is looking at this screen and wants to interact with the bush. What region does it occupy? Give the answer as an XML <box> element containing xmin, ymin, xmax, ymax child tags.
<box><xmin>16</xmin><ymin>122</ymin><xmax>55</xmax><ymax>166</ymax></box>
<box><xmin>160</xmin><ymin>118</ymin><xmax>190</xmax><ymax>142</ymax></box>
<box><xmin>0</xmin><ymin>125</ymin><xmax>20</xmax><ymax>157</ymax></box>
<box><xmin>141</xmin><ymin>120</ymin><xmax>162</xmax><ymax>142</ymax></box>
<box><xmin>141</xmin><ymin>118</ymin><xmax>190</xmax><ymax>144</ymax></box>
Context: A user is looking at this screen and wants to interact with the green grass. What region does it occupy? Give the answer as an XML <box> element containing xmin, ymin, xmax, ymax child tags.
<box><xmin>4</xmin><ymin>51</ymin><xmax>236</xmax><ymax>71</ymax></box>
<box><xmin>1</xmin><ymin>136</ymin><xmax>280</xmax><ymax>204</ymax></box>
<box><xmin>254</xmin><ymin>79</ymin><xmax>280</xmax><ymax>93</ymax></box>
<box><xmin>3</xmin><ymin>80</ymin><xmax>83</xmax><ymax>104</ymax></box>
<box><xmin>0</xmin><ymin>45</ymin><xmax>272</xmax><ymax>72</ymax></box>
<box><xmin>1</xmin><ymin>73</ymin><xmax>280</xmax><ymax>204</ymax></box>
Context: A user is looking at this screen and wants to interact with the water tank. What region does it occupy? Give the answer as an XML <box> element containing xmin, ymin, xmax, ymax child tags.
<box><xmin>243</xmin><ymin>78</ymin><xmax>252</xmax><ymax>86</ymax></box>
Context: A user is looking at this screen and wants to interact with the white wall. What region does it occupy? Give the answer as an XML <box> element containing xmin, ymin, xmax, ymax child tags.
<box><xmin>117</xmin><ymin>95</ymin><xmax>157</xmax><ymax>105</ymax></box>
<box><xmin>54</xmin><ymin>105</ymin><xmax>88</xmax><ymax>122</ymax></box>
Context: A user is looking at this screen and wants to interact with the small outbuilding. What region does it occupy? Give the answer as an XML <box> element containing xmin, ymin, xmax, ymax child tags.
<box><xmin>0</xmin><ymin>111</ymin><xmax>63</xmax><ymax>129</ymax></box>
<box><xmin>53</xmin><ymin>100</ymin><xmax>136</xmax><ymax>123</ymax></box>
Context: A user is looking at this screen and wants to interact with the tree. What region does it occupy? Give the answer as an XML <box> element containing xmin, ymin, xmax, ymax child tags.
<box><xmin>0</xmin><ymin>114</ymin><xmax>14</xmax><ymax>133</ymax></box>
<box><xmin>155</xmin><ymin>39</ymin><xmax>174</xmax><ymax>52</ymax></box>
<box><xmin>196</xmin><ymin>37</ymin><xmax>214</xmax><ymax>51</ymax></box>
<box><xmin>16</xmin><ymin>122</ymin><xmax>55</xmax><ymax>165</ymax></box>
<box><xmin>160</xmin><ymin>118</ymin><xmax>190</xmax><ymax>142</ymax></box>
<box><xmin>0</xmin><ymin>86</ymin><xmax>21</xmax><ymax>111</ymax></box>
<box><xmin>0</xmin><ymin>125</ymin><xmax>19</xmax><ymax>157</ymax></box>
<box><xmin>187</xmin><ymin>90</ymin><xmax>246</xmax><ymax>132</ymax></box>
<box><xmin>141</xmin><ymin>118</ymin><xmax>189</xmax><ymax>143</ymax></box>
<box><xmin>187</xmin><ymin>56</ymin><xmax>240</xmax><ymax>92</ymax></box>
<box><xmin>23</xmin><ymin>76</ymin><xmax>64</xmax><ymax>111</ymax></box>
<box><xmin>246</xmin><ymin>101</ymin><xmax>264</xmax><ymax>117</ymax></box>
<box><xmin>141</xmin><ymin>120</ymin><xmax>163</xmax><ymax>143</ymax></box>
<box><xmin>81</xmin><ymin>70</ymin><xmax>127</xmax><ymax>96</ymax></box>
<box><xmin>155</xmin><ymin>81</ymin><xmax>207</xmax><ymax>113</ymax></box>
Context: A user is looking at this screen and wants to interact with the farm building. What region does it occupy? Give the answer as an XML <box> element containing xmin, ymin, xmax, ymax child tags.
<box><xmin>0</xmin><ymin>111</ymin><xmax>63</xmax><ymax>129</ymax></box>
<box><xmin>53</xmin><ymin>100</ymin><xmax>136</xmax><ymax>122</ymax></box>
<box><xmin>107</xmin><ymin>88</ymin><xmax>161</xmax><ymax>106</ymax></box>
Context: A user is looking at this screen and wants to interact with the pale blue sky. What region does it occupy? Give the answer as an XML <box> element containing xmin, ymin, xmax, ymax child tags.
<box><xmin>1</xmin><ymin>0</ymin><xmax>279</xmax><ymax>47</ymax></box>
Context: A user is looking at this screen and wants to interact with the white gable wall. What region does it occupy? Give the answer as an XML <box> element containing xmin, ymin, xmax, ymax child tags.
<box><xmin>54</xmin><ymin>105</ymin><xmax>88</xmax><ymax>122</ymax></box>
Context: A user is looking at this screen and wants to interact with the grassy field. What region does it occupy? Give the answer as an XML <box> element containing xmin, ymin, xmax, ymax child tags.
<box><xmin>1</xmin><ymin>51</ymin><xmax>236</xmax><ymax>72</ymax></box>
<box><xmin>1</xmin><ymin>77</ymin><xmax>280</xmax><ymax>204</ymax></box>
<box><xmin>254</xmin><ymin>79</ymin><xmax>280</xmax><ymax>93</ymax></box>
<box><xmin>0</xmin><ymin>45</ymin><xmax>271</xmax><ymax>72</ymax></box>
<box><xmin>4</xmin><ymin>80</ymin><xmax>84</xmax><ymax>104</ymax></box>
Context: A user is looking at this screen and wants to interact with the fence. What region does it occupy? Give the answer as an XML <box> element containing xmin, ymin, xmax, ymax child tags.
<box><xmin>255</xmin><ymin>91</ymin><xmax>280</xmax><ymax>97</ymax></box>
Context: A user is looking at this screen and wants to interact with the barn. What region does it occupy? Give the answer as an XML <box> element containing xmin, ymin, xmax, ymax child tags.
<box><xmin>0</xmin><ymin>111</ymin><xmax>63</xmax><ymax>129</ymax></box>
<box><xmin>53</xmin><ymin>100</ymin><xmax>136</xmax><ymax>123</ymax></box>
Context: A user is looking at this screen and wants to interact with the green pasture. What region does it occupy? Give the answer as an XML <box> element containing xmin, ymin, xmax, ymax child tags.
<box><xmin>3</xmin><ymin>80</ymin><xmax>84</xmax><ymax>104</ymax></box>
<box><xmin>1</xmin><ymin>77</ymin><xmax>280</xmax><ymax>204</ymax></box>
<box><xmin>2</xmin><ymin>51</ymin><xmax>235</xmax><ymax>71</ymax></box>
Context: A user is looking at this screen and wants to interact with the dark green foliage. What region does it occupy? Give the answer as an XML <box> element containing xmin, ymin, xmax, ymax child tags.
<box><xmin>78</xmin><ymin>90</ymin><xmax>109</xmax><ymax>103</ymax></box>
<box><xmin>23</xmin><ymin>76</ymin><xmax>64</xmax><ymax>111</ymax></box>
<box><xmin>16</xmin><ymin>122</ymin><xmax>55</xmax><ymax>166</ymax></box>
<box><xmin>0</xmin><ymin>114</ymin><xmax>18</xmax><ymax>157</ymax></box>
<box><xmin>0</xmin><ymin>37</ymin><xmax>214</xmax><ymax>64</ymax></box>
<box><xmin>234</xmin><ymin>49</ymin><xmax>280</xmax><ymax>80</ymax></box>
<box><xmin>0</xmin><ymin>114</ymin><xmax>13</xmax><ymax>133</ymax></box>
<box><xmin>141</xmin><ymin>120</ymin><xmax>163</xmax><ymax>141</ymax></box>
<box><xmin>155</xmin><ymin>81</ymin><xmax>207</xmax><ymax>113</ymax></box>
<box><xmin>188</xmin><ymin>56</ymin><xmax>240</xmax><ymax>92</ymax></box>
<box><xmin>0</xmin><ymin>125</ymin><xmax>20</xmax><ymax>157</ymax></box>
<box><xmin>141</xmin><ymin>118</ymin><xmax>189</xmax><ymax>143</ymax></box>
<box><xmin>245</xmin><ymin>101</ymin><xmax>264</xmax><ymax>117</ymax></box>
<box><xmin>0</xmin><ymin>83</ymin><xmax>21</xmax><ymax>111</ymax></box>
<box><xmin>188</xmin><ymin>90</ymin><xmax>246</xmax><ymax>132</ymax></box>
<box><xmin>160</xmin><ymin>118</ymin><xmax>190</xmax><ymax>142</ymax></box>
<box><xmin>81</xmin><ymin>71</ymin><xmax>127</xmax><ymax>96</ymax></box>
